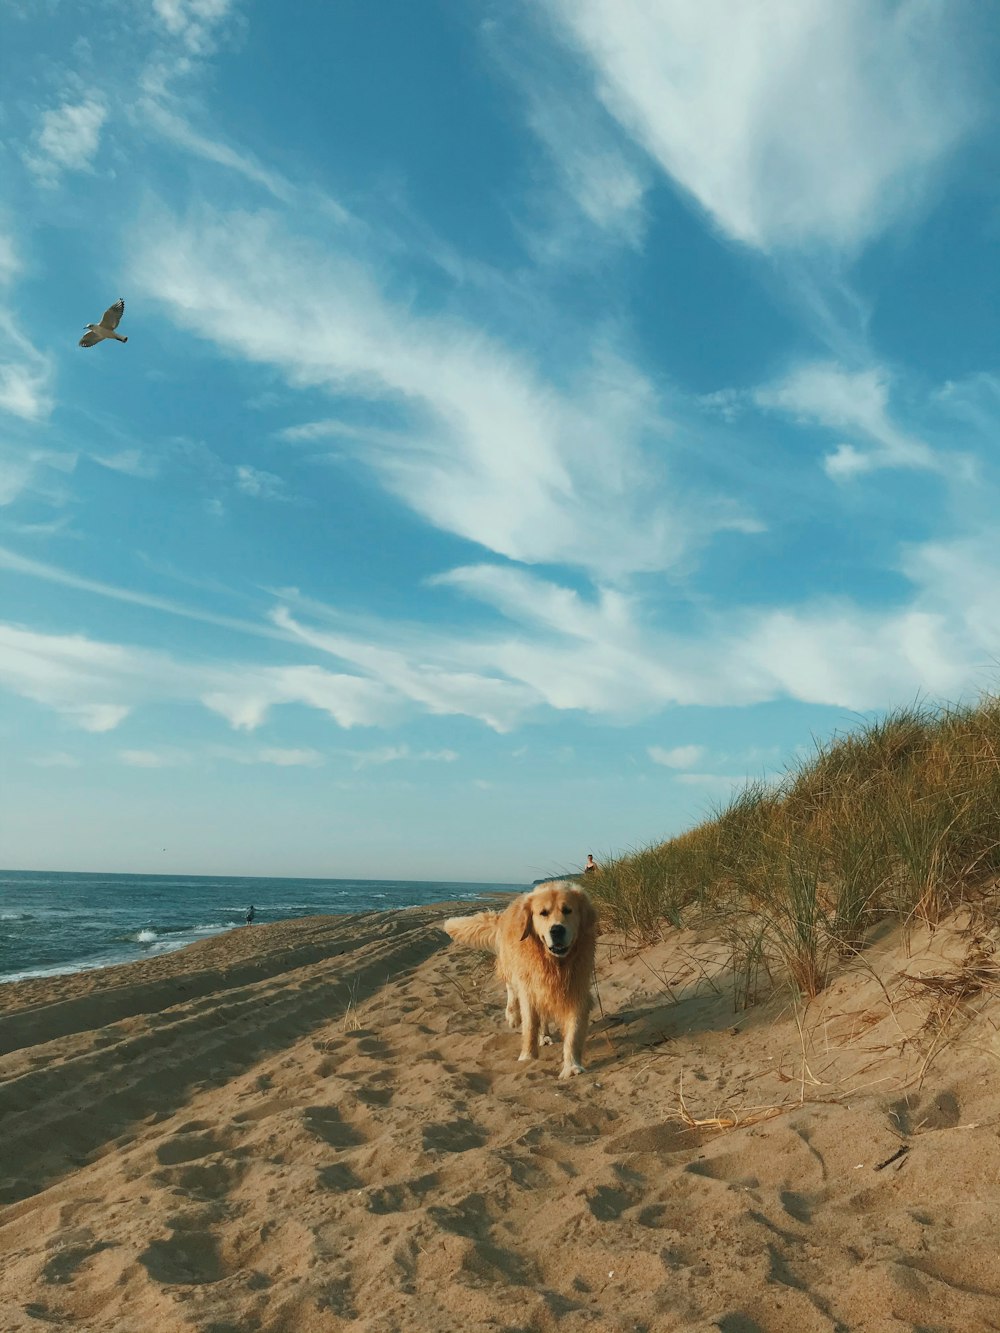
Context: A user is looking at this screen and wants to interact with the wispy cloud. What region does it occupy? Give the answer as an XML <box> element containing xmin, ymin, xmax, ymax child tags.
<box><xmin>484</xmin><ymin>15</ymin><xmax>648</xmax><ymax>249</ymax></box>
<box><xmin>119</xmin><ymin>744</ymin><xmax>324</xmax><ymax>767</ymax></box>
<box><xmin>4</xmin><ymin>516</ymin><xmax>1000</xmax><ymax>738</ymax></box>
<box><xmin>542</xmin><ymin>0</ymin><xmax>974</xmax><ymax>252</ymax></box>
<box><xmin>0</xmin><ymin>231</ymin><xmax>19</xmax><ymax>288</ymax></box>
<box><xmin>91</xmin><ymin>450</ymin><xmax>161</xmax><ymax>479</ymax></box>
<box><xmin>346</xmin><ymin>745</ymin><xmax>458</xmax><ymax>769</ymax></box>
<box><xmin>30</xmin><ymin>752</ymin><xmax>82</xmax><ymax>769</ymax></box>
<box><xmin>151</xmin><ymin>0</ymin><xmax>235</xmax><ymax>54</ymax></box>
<box><xmin>0</xmin><ymin>546</ymin><xmax>289</xmax><ymax>642</ymax></box>
<box><xmin>0</xmin><ymin>320</ymin><xmax>54</xmax><ymax>422</ymax></box>
<box><xmin>234</xmin><ymin>464</ymin><xmax>284</xmax><ymax>499</ymax></box>
<box><xmin>24</xmin><ymin>98</ymin><xmax>107</xmax><ymax>185</ymax></box>
<box><xmin>131</xmin><ymin>203</ymin><xmax>755</xmax><ymax>580</ymax></box>
<box><xmin>119</xmin><ymin>748</ymin><xmax>189</xmax><ymax>768</ymax></box>
<box><xmin>137</xmin><ymin>95</ymin><xmax>295</xmax><ymax>201</ymax></box>
<box><xmin>648</xmin><ymin>744</ymin><xmax>705</xmax><ymax>768</ymax></box>
<box><xmin>0</xmin><ymin>622</ymin><xmax>399</xmax><ymax>734</ymax></box>
<box><xmin>272</xmin><ymin>608</ymin><xmax>535</xmax><ymax>733</ymax></box>
<box><xmin>754</xmin><ymin>361</ymin><xmax>938</xmax><ymax>477</ymax></box>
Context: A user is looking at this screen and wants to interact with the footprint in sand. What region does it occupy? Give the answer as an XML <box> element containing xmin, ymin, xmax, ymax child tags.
<box><xmin>317</xmin><ymin>1162</ymin><xmax>364</xmax><ymax>1192</ymax></box>
<box><xmin>40</xmin><ymin>1235</ymin><xmax>114</xmax><ymax>1285</ymax></box>
<box><xmin>162</xmin><ymin>1159</ymin><xmax>244</xmax><ymax>1201</ymax></box>
<box><xmin>139</xmin><ymin>1230</ymin><xmax>226</xmax><ymax>1285</ymax></box>
<box><xmin>155</xmin><ymin>1127</ymin><xmax>228</xmax><ymax>1166</ymax></box>
<box><xmin>366</xmin><ymin>1173</ymin><xmax>439</xmax><ymax>1214</ymax></box>
<box><xmin>427</xmin><ymin>1192</ymin><xmax>492</xmax><ymax>1237</ymax></box>
<box><xmin>346</xmin><ymin>1030</ymin><xmax>395</xmax><ymax>1059</ymax></box>
<box><xmin>421</xmin><ymin>1119</ymin><xmax>488</xmax><ymax>1153</ymax></box>
<box><xmin>302</xmin><ymin>1105</ymin><xmax>367</xmax><ymax>1149</ymax></box>
<box><xmin>584</xmin><ymin>1166</ymin><xmax>646</xmax><ymax>1221</ymax></box>
<box><xmin>355</xmin><ymin>1083</ymin><xmax>394</xmax><ymax>1107</ymax></box>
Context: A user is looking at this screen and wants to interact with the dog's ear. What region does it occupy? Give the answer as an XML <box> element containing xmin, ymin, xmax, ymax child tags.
<box><xmin>519</xmin><ymin>898</ymin><xmax>535</xmax><ymax>941</ymax></box>
<box><xmin>576</xmin><ymin>889</ymin><xmax>598</xmax><ymax>936</ymax></box>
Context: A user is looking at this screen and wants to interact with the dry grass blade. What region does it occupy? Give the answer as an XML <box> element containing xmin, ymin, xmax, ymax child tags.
<box><xmin>900</xmin><ymin>938</ymin><xmax>1000</xmax><ymax>1001</ymax></box>
<box><xmin>676</xmin><ymin>1072</ymin><xmax>792</xmax><ymax>1132</ymax></box>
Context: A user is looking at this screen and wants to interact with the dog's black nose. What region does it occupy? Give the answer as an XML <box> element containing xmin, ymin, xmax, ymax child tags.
<box><xmin>549</xmin><ymin>923</ymin><xmax>566</xmax><ymax>941</ymax></box>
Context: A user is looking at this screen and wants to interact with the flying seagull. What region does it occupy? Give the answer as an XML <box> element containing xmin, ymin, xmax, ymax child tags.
<box><xmin>79</xmin><ymin>298</ymin><xmax>127</xmax><ymax>348</ymax></box>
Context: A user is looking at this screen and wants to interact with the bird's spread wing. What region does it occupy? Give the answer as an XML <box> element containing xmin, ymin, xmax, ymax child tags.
<box><xmin>79</xmin><ymin>330</ymin><xmax>102</xmax><ymax>347</ymax></box>
<box><xmin>99</xmin><ymin>298</ymin><xmax>124</xmax><ymax>331</ymax></box>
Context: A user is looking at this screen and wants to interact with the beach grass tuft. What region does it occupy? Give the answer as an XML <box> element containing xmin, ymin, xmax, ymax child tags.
<box><xmin>586</xmin><ymin>691</ymin><xmax>1000</xmax><ymax>1001</ymax></box>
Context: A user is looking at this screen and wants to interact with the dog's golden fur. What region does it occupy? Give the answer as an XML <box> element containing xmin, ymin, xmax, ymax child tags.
<box><xmin>442</xmin><ymin>880</ymin><xmax>597</xmax><ymax>1079</ymax></box>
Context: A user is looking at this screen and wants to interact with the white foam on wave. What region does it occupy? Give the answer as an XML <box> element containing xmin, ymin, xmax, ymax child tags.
<box><xmin>135</xmin><ymin>928</ymin><xmax>158</xmax><ymax>943</ymax></box>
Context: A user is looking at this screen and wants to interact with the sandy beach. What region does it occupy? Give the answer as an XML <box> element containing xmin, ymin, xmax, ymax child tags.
<box><xmin>3</xmin><ymin>902</ymin><xmax>1000</xmax><ymax>1332</ymax></box>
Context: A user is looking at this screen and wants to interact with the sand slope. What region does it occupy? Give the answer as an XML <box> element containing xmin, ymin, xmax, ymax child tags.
<box><xmin>3</xmin><ymin>904</ymin><xmax>1000</xmax><ymax>1332</ymax></box>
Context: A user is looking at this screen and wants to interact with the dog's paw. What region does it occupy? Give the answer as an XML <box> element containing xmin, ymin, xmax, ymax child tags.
<box><xmin>517</xmin><ymin>1051</ymin><xmax>538</xmax><ymax>1063</ymax></box>
<box><xmin>558</xmin><ymin>1062</ymin><xmax>584</xmax><ymax>1079</ymax></box>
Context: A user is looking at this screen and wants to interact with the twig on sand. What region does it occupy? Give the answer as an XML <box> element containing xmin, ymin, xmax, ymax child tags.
<box><xmin>874</xmin><ymin>1144</ymin><xmax>910</xmax><ymax>1171</ymax></box>
<box><xmin>676</xmin><ymin>1070</ymin><xmax>790</xmax><ymax>1132</ymax></box>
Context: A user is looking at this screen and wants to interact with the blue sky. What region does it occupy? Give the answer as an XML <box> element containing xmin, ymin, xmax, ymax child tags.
<box><xmin>2</xmin><ymin>0</ymin><xmax>1000</xmax><ymax>882</ymax></box>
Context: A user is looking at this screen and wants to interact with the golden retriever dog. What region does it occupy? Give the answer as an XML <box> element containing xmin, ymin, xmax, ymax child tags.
<box><xmin>442</xmin><ymin>880</ymin><xmax>597</xmax><ymax>1079</ymax></box>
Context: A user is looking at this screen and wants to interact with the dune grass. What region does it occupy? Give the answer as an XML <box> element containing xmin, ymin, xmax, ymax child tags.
<box><xmin>586</xmin><ymin>696</ymin><xmax>1000</xmax><ymax>1002</ymax></box>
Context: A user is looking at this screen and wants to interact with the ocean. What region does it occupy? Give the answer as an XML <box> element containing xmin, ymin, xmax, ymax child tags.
<box><xmin>0</xmin><ymin>870</ymin><xmax>521</xmax><ymax>985</ymax></box>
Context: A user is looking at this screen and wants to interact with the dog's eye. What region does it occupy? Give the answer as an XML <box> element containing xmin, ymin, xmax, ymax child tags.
<box><xmin>539</xmin><ymin>908</ymin><xmax>550</xmax><ymax>917</ymax></box>
<box><xmin>562</xmin><ymin>906</ymin><xmax>572</xmax><ymax>916</ymax></box>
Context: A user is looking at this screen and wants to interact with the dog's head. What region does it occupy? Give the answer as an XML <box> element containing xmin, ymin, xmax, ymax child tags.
<box><xmin>519</xmin><ymin>881</ymin><xmax>595</xmax><ymax>959</ymax></box>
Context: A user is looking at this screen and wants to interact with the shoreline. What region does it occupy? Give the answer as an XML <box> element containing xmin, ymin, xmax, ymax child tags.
<box><xmin>0</xmin><ymin>881</ymin><xmax>521</xmax><ymax>991</ymax></box>
<box><xmin>3</xmin><ymin>904</ymin><xmax>1000</xmax><ymax>1331</ymax></box>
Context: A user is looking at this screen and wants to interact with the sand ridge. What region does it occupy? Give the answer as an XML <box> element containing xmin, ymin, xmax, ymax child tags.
<box><xmin>3</xmin><ymin>904</ymin><xmax>1000</xmax><ymax>1331</ymax></box>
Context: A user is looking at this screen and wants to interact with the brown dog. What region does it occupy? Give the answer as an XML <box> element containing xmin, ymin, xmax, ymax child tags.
<box><xmin>443</xmin><ymin>880</ymin><xmax>597</xmax><ymax>1079</ymax></box>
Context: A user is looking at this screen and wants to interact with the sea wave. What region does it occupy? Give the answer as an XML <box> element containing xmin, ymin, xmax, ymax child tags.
<box><xmin>134</xmin><ymin>928</ymin><xmax>158</xmax><ymax>943</ymax></box>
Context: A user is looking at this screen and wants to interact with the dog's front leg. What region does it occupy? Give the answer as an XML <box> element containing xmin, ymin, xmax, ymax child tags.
<box><xmin>517</xmin><ymin>992</ymin><xmax>541</xmax><ymax>1062</ymax></box>
<box><xmin>558</xmin><ymin>1009</ymin><xmax>589</xmax><ymax>1079</ymax></box>
<box><xmin>505</xmin><ymin>984</ymin><xmax>520</xmax><ymax>1030</ymax></box>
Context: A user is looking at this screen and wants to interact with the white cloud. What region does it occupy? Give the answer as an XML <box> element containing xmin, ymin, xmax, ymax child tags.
<box><xmin>0</xmin><ymin>622</ymin><xmax>398</xmax><ymax>735</ymax></box>
<box><xmin>346</xmin><ymin>745</ymin><xmax>458</xmax><ymax>769</ymax></box>
<box><xmin>648</xmin><ymin>744</ymin><xmax>705</xmax><ymax>768</ymax></box>
<box><xmin>31</xmin><ymin>752</ymin><xmax>82</xmax><ymax>769</ymax></box>
<box><xmin>754</xmin><ymin>361</ymin><xmax>938</xmax><ymax>476</ymax></box>
<box><xmin>0</xmin><ymin>233</ymin><xmax>20</xmax><ymax>287</ymax></box>
<box><xmin>6</xmin><ymin>531</ymin><xmax>1000</xmax><ymax>740</ymax></box>
<box><xmin>235</xmin><ymin>464</ymin><xmax>284</xmax><ymax>498</ymax></box>
<box><xmin>70</xmin><ymin>704</ymin><xmax>132</xmax><ymax>733</ymax></box>
<box><xmin>119</xmin><ymin>744</ymin><xmax>323</xmax><ymax>768</ymax></box>
<box><xmin>25</xmin><ymin>98</ymin><xmax>107</xmax><ymax>184</ymax></box>
<box><xmin>272</xmin><ymin>608</ymin><xmax>536</xmax><ymax>733</ymax></box>
<box><xmin>254</xmin><ymin>746</ymin><xmax>323</xmax><ymax>766</ymax></box>
<box><xmin>0</xmin><ymin>545</ymin><xmax>287</xmax><ymax>642</ymax></box>
<box><xmin>131</xmin><ymin>204</ymin><xmax>756</xmax><ymax>580</ymax></box>
<box><xmin>138</xmin><ymin>95</ymin><xmax>295</xmax><ymax>201</ymax></box>
<box><xmin>119</xmin><ymin>748</ymin><xmax>187</xmax><ymax>768</ymax></box>
<box><xmin>486</xmin><ymin>20</ymin><xmax>648</xmax><ymax>247</ymax></box>
<box><xmin>92</xmin><ymin>450</ymin><xmax>161</xmax><ymax>479</ymax></box>
<box><xmin>0</xmin><ymin>319</ymin><xmax>54</xmax><ymax>422</ymax></box>
<box><xmin>542</xmin><ymin>0</ymin><xmax>973</xmax><ymax>251</ymax></box>
<box><xmin>152</xmin><ymin>0</ymin><xmax>233</xmax><ymax>53</ymax></box>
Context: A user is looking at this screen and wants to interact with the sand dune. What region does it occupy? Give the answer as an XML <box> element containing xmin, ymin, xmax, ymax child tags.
<box><xmin>3</xmin><ymin>903</ymin><xmax>1000</xmax><ymax>1331</ymax></box>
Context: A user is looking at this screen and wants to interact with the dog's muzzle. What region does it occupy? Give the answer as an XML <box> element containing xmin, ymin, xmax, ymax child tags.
<box><xmin>546</xmin><ymin>927</ymin><xmax>569</xmax><ymax>957</ymax></box>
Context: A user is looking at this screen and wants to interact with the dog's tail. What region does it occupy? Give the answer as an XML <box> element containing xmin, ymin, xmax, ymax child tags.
<box><xmin>442</xmin><ymin>910</ymin><xmax>502</xmax><ymax>951</ymax></box>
